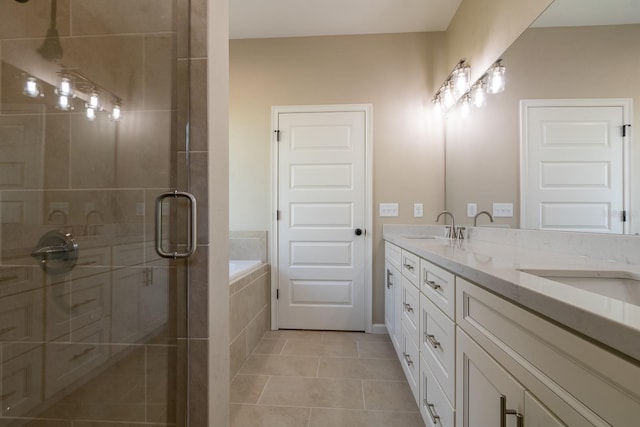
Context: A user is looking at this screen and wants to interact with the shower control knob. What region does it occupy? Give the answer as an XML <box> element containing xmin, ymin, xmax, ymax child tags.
<box><xmin>355</xmin><ymin>228</ymin><xmax>363</xmax><ymax>236</ymax></box>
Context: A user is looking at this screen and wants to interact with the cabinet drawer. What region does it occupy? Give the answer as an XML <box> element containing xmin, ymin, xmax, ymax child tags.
<box><xmin>400</xmin><ymin>250</ymin><xmax>419</xmax><ymax>286</ymax></box>
<box><xmin>1</xmin><ymin>346</ymin><xmax>43</xmax><ymax>417</ymax></box>
<box><xmin>420</xmin><ymin>355</ymin><xmax>455</xmax><ymax>427</ymax></box>
<box><xmin>0</xmin><ymin>266</ymin><xmax>42</xmax><ymax>298</ymax></box>
<box><xmin>401</xmin><ymin>275</ymin><xmax>420</xmax><ymax>346</ymax></box>
<box><xmin>420</xmin><ymin>293</ymin><xmax>455</xmax><ymax>406</ymax></box>
<box><xmin>385</xmin><ymin>241</ymin><xmax>402</xmax><ymax>272</ymax></box>
<box><xmin>0</xmin><ymin>289</ymin><xmax>44</xmax><ymax>361</ymax></box>
<box><xmin>420</xmin><ymin>258</ymin><xmax>455</xmax><ymax>320</ymax></box>
<box><xmin>401</xmin><ymin>324</ymin><xmax>420</xmax><ymax>406</ymax></box>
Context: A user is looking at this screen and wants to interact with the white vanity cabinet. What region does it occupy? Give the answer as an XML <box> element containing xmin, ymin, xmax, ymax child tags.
<box><xmin>384</xmin><ymin>242</ymin><xmax>403</xmax><ymax>357</ymax></box>
<box><xmin>456</xmin><ymin>277</ymin><xmax>640</xmax><ymax>427</ymax></box>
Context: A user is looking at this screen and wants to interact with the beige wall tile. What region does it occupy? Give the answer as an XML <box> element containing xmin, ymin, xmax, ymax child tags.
<box><xmin>229</xmin><ymin>287</ymin><xmax>251</xmax><ymax>340</ymax></box>
<box><xmin>189</xmin><ymin>0</ymin><xmax>207</xmax><ymax>58</ymax></box>
<box><xmin>239</xmin><ymin>355</ymin><xmax>319</xmax><ymax>377</ymax></box>
<box><xmin>321</xmin><ymin>331</ymin><xmax>390</xmax><ymax>342</ymax></box>
<box><xmin>263</xmin><ymin>330</ymin><xmax>323</xmax><ymax>340</ymax></box>
<box><xmin>362</xmin><ymin>380</ymin><xmax>419</xmax><ymax>411</ymax></box>
<box><xmin>188</xmin><ymin>245</ymin><xmax>208</xmax><ymax>338</ymax></box>
<box><xmin>188</xmin><ymin>59</ymin><xmax>208</xmax><ymax>151</ymax></box>
<box><xmin>144</xmin><ymin>35</ymin><xmax>174</xmax><ymax>111</ymax></box>
<box><xmin>245</xmin><ymin>306</ymin><xmax>269</xmax><ymax>354</ymax></box>
<box><xmin>252</xmin><ymin>338</ymin><xmax>286</xmax><ymax>355</ymax></box>
<box><xmin>260</xmin><ymin>377</ymin><xmax>364</xmax><ymax>409</ymax></box>
<box><xmin>230</xmin><ymin>404</ymin><xmax>310</xmax><ymax>427</ymax></box>
<box><xmin>230</xmin><ymin>374</ymin><xmax>269</xmax><ymax>404</ymax></box>
<box><xmin>146</xmin><ymin>345</ymin><xmax>177</xmax><ymax>423</ymax></box>
<box><xmin>69</xmin><ymin>114</ymin><xmax>116</xmax><ymax>188</ymax></box>
<box><xmin>0</xmin><ymin>0</ymin><xmax>71</xmax><ymax>39</ymax></box>
<box><xmin>230</xmin><ymin>330</ymin><xmax>247</xmax><ymax>379</ymax></box>
<box><xmin>70</xmin><ymin>0</ymin><xmax>174</xmax><ymax>35</ymax></box>
<box><xmin>309</xmin><ymin>408</ymin><xmax>424</xmax><ymax>427</ymax></box>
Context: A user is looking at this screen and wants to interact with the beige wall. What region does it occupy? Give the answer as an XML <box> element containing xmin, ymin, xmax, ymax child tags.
<box><xmin>230</xmin><ymin>33</ymin><xmax>446</xmax><ymax>325</ymax></box>
<box><xmin>445</xmin><ymin>24</ymin><xmax>640</xmax><ymax>232</ymax></box>
<box><xmin>445</xmin><ymin>0</ymin><xmax>553</xmax><ymax>83</ymax></box>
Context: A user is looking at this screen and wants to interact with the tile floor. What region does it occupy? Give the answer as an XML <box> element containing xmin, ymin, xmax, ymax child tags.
<box><xmin>230</xmin><ymin>330</ymin><xmax>425</xmax><ymax>427</ymax></box>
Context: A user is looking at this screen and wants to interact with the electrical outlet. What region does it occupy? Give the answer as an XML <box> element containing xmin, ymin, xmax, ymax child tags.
<box><xmin>414</xmin><ymin>203</ymin><xmax>424</xmax><ymax>217</ymax></box>
<box><xmin>379</xmin><ymin>203</ymin><xmax>399</xmax><ymax>217</ymax></box>
<box><xmin>467</xmin><ymin>203</ymin><xmax>477</xmax><ymax>217</ymax></box>
<box><xmin>493</xmin><ymin>203</ymin><xmax>513</xmax><ymax>218</ymax></box>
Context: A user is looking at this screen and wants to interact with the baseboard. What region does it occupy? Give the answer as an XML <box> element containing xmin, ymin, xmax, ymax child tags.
<box><xmin>371</xmin><ymin>323</ymin><xmax>388</xmax><ymax>335</ymax></box>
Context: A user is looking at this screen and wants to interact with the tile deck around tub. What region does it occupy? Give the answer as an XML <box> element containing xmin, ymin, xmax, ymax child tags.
<box><xmin>230</xmin><ymin>330</ymin><xmax>424</xmax><ymax>427</ymax></box>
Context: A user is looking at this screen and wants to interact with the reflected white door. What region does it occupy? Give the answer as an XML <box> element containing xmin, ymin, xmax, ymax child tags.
<box><xmin>276</xmin><ymin>109</ymin><xmax>366</xmax><ymax>330</ymax></box>
<box><xmin>521</xmin><ymin>100</ymin><xmax>629</xmax><ymax>234</ymax></box>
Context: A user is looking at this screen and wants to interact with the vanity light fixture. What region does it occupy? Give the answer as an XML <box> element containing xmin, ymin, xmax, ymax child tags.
<box><xmin>470</xmin><ymin>81</ymin><xmax>487</xmax><ymax>108</ymax></box>
<box><xmin>453</xmin><ymin>63</ymin><xmax>471</xmax><ymax>96</ymax></box>
<box><xmin>486</xmin><ymin>60</ymin><xmax>506</xmax><ymax>94</ymax></box>
<box><xmin>432</xmin><ymin>96</ymin><xmax>443</xmax><ymax>114</ymax></box>
<box><xmin>111</xmin><ymin>100</ymin><xmax>122</xmax><ymax>121</ymax></box>
<box><xmin>23</xmin><ymin>76</ymin><xmax>43</xmax><ymax>98</ymax></box>
<box><xmin>460</xmin><ymin>95</ymin><xmax>472</xmax><ymax>118</ymax></box>
<box><xmin>442</xmin><ymin>82</ymin><xmax>455</xmax><ymax>109</ymax></box>
<box><xmin>432</xmin><ymin>59</ymin><xmax>471</xmax><ymax>114</ymax></box>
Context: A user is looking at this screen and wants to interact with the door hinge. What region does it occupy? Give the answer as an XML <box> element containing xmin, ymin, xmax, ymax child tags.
<box><xmin>274</xmin><ymin>130</ymin><xmax>280</xmax><ymax>142</ymax></box>
<box><xmin>276</xmin><ymin>210</ymin><xmax>281</xmax><ymax>220</ymax></box>
<box><xmin>276</xmin><ymin>289</ymin><xmax>279</xmax><ymax>299</ymax></box>
<box><xmin>623</xmin><ymin>124</ymin><xmax>631</xmax><ymax>137</ymax></box>
<box><xmin>622</xmin><ymin>210</ymin><xmax>627</xmax><ymax>222</ymax></box>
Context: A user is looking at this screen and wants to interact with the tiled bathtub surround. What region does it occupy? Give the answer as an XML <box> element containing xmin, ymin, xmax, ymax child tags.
<box><xmin>230</xmin><ymin>230</ymin><xmax>268</xmax><ymax>262</ymax></box>
<box><xmin>230</xmin><ymin>263</ymin><xmax>271</xmax><ymax>379</ymax></box>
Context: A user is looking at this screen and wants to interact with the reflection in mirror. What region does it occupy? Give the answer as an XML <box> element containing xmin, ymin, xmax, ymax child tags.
<box><xmin>445</xmin><ymin>0</ymin><xmax>640</xmax><ymax>235</ymax></box>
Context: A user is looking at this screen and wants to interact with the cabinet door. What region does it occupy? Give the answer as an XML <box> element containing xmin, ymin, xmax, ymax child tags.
<box><xmin>393</xmin><ymin>263</ymin><xmax>404</xmax><ymax>360</ymax></box>
<box><xmin>524</xmin><ymin>392</ymin><xmax>566</xmax><ymax>427</ymax></box>
<box><xmin>401</xmin><ymin>276</ymin><xmax>420</xmax><ymax>346</ymax></box>
<box><xmin>384</xmin><ymin>261</ymin><xmax>395</xmax><ymax>340</ymax></box>
<box><xmin>457</xmin><ymin>328</ymin><xmax>524</xmax><ymax>427</ymax></box>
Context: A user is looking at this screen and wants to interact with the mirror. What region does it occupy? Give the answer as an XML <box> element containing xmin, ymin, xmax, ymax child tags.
<box><xmin>444</xmin><ymin>0</ymin><xmax>640</xmax><ymax>234</ymax></box>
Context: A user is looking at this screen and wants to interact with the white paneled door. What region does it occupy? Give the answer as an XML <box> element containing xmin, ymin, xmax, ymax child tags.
<box><xmin>276</xmin><ymin>108</ymin><xmax>367</xmax><ymax>330</ymax></box>
<box><xmin>521</xmin><ymin>100</ymin><xmax>630</xmax><ymax>234</ymax></box>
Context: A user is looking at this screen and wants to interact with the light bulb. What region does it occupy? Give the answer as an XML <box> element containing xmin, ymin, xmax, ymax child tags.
<box><xmin>487</xmin><ymin>62</ymin><xmax>506</xmax><ymax>94</ymax></box>
<box><xmin>56</xmin><ymin>76</ymin><xmax>74</xmax><ymax>97</ymax></box>
<box><xmin>57</xmin><ymin>94</ymin><xmax>72</xmax><ymax>110</ymax></box>
<box><xmin>86</xmin><ymin>107</ymin><xmax>96</xmax><ymax>121</ymax></box>
<box><xmin>88</xmin><ymin>91</ymin><xmax>100</xmax><ymax>110</ymax></box>
<box><xmin>461</xmin><ymin>96</ymin><xmax>471</xmax><ymax>118</ymax></box>
<box><xmin>111</xmin><ymin>103</ymin><xmax>122</xmax><ymax>121</ymax></box>
<box><xmin>470</xmin><ymin>82</ymin><xmax>487</xmax><ymax>108</ymax></box>
<box><xmin>432</xmin><ymin>97</ymin><xmax>443</xmax><ymax>115</ymax></box>
<box><xmin>442</xmin><ymin>83</ymin><xmax>455</xmax><ymax>109</ymax></box>
<box><xmin>24</xmin><ymin>77</ymin><xmax>41</xmax><ymax>98</ymax></box>
<box><xmin>453</xmin><ymin>65</ymin><xmax>471</xmax><ymax>97</ymax></box>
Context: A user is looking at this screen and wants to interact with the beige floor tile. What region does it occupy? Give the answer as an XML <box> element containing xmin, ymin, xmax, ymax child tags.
<box><xmin>317</xmin><ymin>357</ymin><xmax>405</xmax><ymax>381</ymax></box>
<box><xmin>357</xmin><ymin>341</ymin><xmax>397</xmax><ymax>359</ymax></box>
<box><xmin>230</xmin><ymin>404</ymin><xmax>311</xmax><ymax>427</ymax></box>
<box><xmin>309</xmin><ymin>408</ymin><xmax>424</xmax><ymax>427</ymax></box>
<box><xmin>322</xmin><ymin>331</ymin><xmax>391</xmax><ymax>342</ymax></box>
<box><xmin>230</xmin><ymin>374</ymin><xmax>270</xmax><ymax>404</ymax></box>
<box><xmin>282</xmin><ymin>339</ymin><xmax>358</xmax><ymax>357</ymax></box>
<box><xmin>263</xmin><ymin>330</ymin><xmax>321</xmax><ymax>340</ymax></box>
<box><xmin>239</xmin><ymin>354</ymin><xmax>319</xmax><ymax>377</ymax></box>
<box><xmin>260</xmin><ymin>377</ymin><xmax>365</xmax><ymax>409</ymax></box>
<box><xmin>363</xmin><ymin>380</ymin><xmax>420</xmax><ymax>411</ymax></box>
<box><xmin>253</xmin><ymin>338</ymin><xmax>287</xmax><ymax>355</ymax></box>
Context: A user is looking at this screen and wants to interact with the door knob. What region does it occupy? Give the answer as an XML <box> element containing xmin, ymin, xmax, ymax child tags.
<box><xmin>355</xmin><ymin>228</ymin><xmax>363</xmax><ymax>236</ymax></box>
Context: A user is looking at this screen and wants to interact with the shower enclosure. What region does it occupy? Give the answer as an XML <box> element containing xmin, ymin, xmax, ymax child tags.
<box><xmin>0</xmin><ymin>0</ymin><xmax>201</xmax><ymax>425</ymax></box>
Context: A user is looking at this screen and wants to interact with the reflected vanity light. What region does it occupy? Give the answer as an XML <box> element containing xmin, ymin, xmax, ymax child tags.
<box><xmin>487</xmin><ymin>60</ymin><xmax>506</xmax><ymax>94</ymax></box>
<box><xmin>55</xmin><ymin>76</ymin><xmax>74</xmax><ymax>97</ymax></box>
<box><xmin>23</xmin><ymin>77</ymin><xmax>42</xmax><ymax>98</ymax></box>
<box><xmin>432</xmin><ymin>96</ymin><xmax>443</xmax><ymax>114</ymax></box>
<box><xmin>460</xmin><ymin>95</ymin><xmax>472</xmax><ymax>118</ymax></box>
<box><xmin>57</xmin><ymin>94</ymin><xmax>72</xmax><ymax>110</ymax></box>
<box><xmin>453</xmin><ymin>64</ymin><xmax>471</xmax><ymax>96</ymax></box>
<box><xmin>86</xmin><ymin>106</ymin><xmax>96</xmax><ymax>121</ymax></box>
<box><xmin>442</xmin><ymin>83</ymin><xmax>455</xmax><ymax>109</ymax></box>
<box><xmin>470</xmin><ymin>82</ymin><xmax>487</xmax><ymax>108</ymax></box>
<box><xmin>87</xmin><ymin>90</ymin><xmax>100</xmax><ymax>110</ymax></box>
<box><xmin>111</xmin><ymin>101</ymin><xmax>122</xmax><ymax>121</ymax></box>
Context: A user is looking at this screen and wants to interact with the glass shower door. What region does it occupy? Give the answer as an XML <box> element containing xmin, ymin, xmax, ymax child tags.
<box><xmin>0</xmin><ymin>0</ymin><xmax>188</xmax><ymax>425</ymax></box>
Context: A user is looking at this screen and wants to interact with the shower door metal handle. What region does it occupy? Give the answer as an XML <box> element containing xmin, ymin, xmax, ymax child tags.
<box><xmin>155</xmin><ymin>191</ymin><xmax>197</xmax><ymax>259</ymax></box>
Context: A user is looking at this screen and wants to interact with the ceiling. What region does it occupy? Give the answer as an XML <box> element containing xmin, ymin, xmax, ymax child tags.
<box><xmin>533</xmin><ymin>0</ymin><xmax>640</xmax><ymax>27</ymax></box>
<box><xmin>229</xmin><ymin>0</ymin><xmax>463</xmax><ymax>40</ymax></box>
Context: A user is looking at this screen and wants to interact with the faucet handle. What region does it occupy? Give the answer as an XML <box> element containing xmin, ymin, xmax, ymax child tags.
<box><xmin>444</xmin><ymin>225</ymin><xmax>452</xmax><ymax>239</ymax></box>
<box><xmin>455</xmin><ymin>226</ymin><xmax>466</xmax><ymax>240</ymax></box>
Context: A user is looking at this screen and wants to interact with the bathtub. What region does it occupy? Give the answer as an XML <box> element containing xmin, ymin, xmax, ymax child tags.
<box><xmin>229</xmin><ymin>260</ymin><xmax>263</xmax><ymax>281</ymax></box>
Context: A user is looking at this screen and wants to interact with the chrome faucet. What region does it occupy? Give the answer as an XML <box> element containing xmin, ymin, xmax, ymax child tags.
<box><xmin>436</xmin><ymin>211</ymin><xmax>458</xmax><ymax>239</ymax></box>
<box><xmin>473</xmin><ymin>210</ymin><xmax>494</xmax><ymax>227</ymax></box>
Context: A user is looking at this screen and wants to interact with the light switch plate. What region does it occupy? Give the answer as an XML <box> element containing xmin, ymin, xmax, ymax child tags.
<box><xmin>467</xmin><ymin>203</ymin><xmax>477</xmax><ymax>217</ymax></box>
<box><xmin>414</xmin><ymin>203</ymin><xmax>424</xmax><ymax>217</ymax></box>
<box><xmin>379</xmin><ymin>203</ymin><xmax>399</xmax><ymax>217</ymax></box>
<box><xmin>493</xmin><ymin>203</ymin><xmax>513</xmax><ymax>217</ymax></box>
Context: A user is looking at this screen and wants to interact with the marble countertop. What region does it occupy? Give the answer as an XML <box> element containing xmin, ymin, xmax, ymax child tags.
<box><xmin>384</xmin><ymin>231</ymin><xmax>640</xmax><ymax>363</ymax></box>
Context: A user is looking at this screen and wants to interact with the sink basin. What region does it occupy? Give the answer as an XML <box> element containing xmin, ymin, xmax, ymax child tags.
<box><xmin>519</xmin><ymin>268</ymin><xmax>640</xmax><ymax>305</ymax></box>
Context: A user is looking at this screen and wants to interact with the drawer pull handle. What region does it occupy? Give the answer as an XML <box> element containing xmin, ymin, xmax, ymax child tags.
<box><xmin>0</xmin><ymin>275</ymin><xmax>19</xmax><ymax>282</ymax></box>
<box><xmin>402</xmin><ymin>352</ymin><xmax>413</xmax><ymax>367</ymax></box>
<box><xmin>425</xmin><ymin>279</ymin><xmax>441</xmax><ymax>290</ymax></box>
<box><xmin>426</xmin><ymin>334</ymin><xmax>441</xmax><ymax>349</ymax></box>
<box><xmin>78</xmin><ymin>260</ymin><xmax>98</xmax><ymax>266</ymax></box>
<box><xmin>71</xmin><ymin>346</ymin><xmax>97</xmax><ymax>361</ymax></box>
<box><xmin>71</xmin><ymin>298</ymin><xmax>97</xmax><ymax>309</ymax></box>
<box><xmin>403</xmin><ymin>263</ymin><xmax>414</xmax><ymax>271</ymax></box>
<box><xmin>426</xmin><ymin>401</ymin><xmax>441</xmax><ymax>424</ymax></box>
<box><xmin>403</xmin><ymin>303</ymin><xmax>414</xmax><ymax>313</ymax></box>
<box><xmin>0</xmin><ymin>326</ymin><xmax>17</xmax><ymax>336</ymax></box>
<box><xmin>0</xmin><ymin>390</ymin><xmax>16</xmax><ymax>400</ymax></box>
<box><xmin>386</xmin><ymin>269</ymin><xmax>393</xmax><ymax>288</ymax></box>
<box><xmin>500</xmin><ymin>394</ymin><xmax>524</xmax><ymax>427</ymax></box>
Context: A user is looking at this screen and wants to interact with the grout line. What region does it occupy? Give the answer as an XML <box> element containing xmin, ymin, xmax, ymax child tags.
<box><xmin>315</xmin><ymin>357</ymin><xmax>322</xmax><ymax>377</ymax></box>
<box><xmin>307</xmin><ymin>407</ymin><xmax>313</xmax><ymax>427</ymax></box>
<box><xmin>361</xmin><ymin>379</ymin><xmax>367</xmax><ymax>410</ymax></box>
<box><xmin>255</xmin><ymin>375</ymin><xmax>272</xmax><ymax>405</ymax></box>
